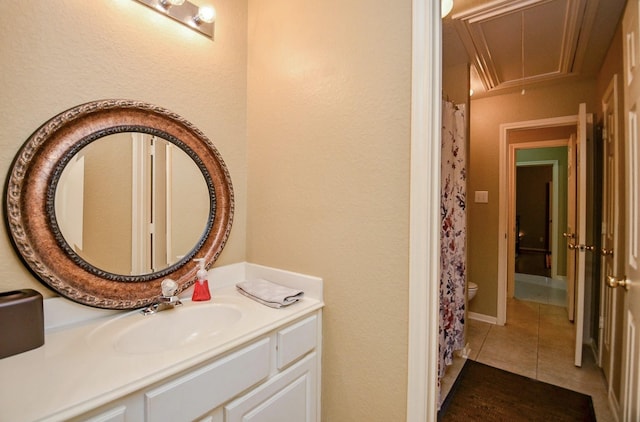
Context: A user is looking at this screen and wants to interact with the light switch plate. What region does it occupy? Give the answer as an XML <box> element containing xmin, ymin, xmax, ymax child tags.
<box><xmin>474</xmin><ymin>191</ymin><xmax>489</xmax><ymax>203</ymax></box>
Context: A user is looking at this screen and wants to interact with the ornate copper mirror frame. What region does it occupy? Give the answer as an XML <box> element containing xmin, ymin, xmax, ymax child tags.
<box><xmin>5</xmin><ymin>99</ymin><xmax>234</xmax><ymax>309</ymax></box>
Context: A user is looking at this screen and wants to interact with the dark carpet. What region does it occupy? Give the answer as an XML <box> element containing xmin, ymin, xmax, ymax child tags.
<box><xmin>438</xmin><ymin>360</ymin><xmax>597</xmax><ymax>421</ymax></box>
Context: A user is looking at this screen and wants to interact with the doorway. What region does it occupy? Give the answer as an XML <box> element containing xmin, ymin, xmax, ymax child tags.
<box><xmin>508</xmin><ymin>141</ymin><xmax>570</xmax><ymax>308</ymax></box>
<box><xmin>515</xmin><ymin>157</ymin><xmax>567</xmax><ymax>307</ymax></box>
<box><xmin>498</xmin><ymin>121</ymin><xmax>580</xmax><ymax>325</ymax></box>
<box><xmin>499</xmin><ymin>107</ymin><xmax>598</xmax><ymax>368</ymax></box>
<box><xmin>516</xmin><ymin>164</ymin><xmax>553</xmax><ymax>278</ymax></box>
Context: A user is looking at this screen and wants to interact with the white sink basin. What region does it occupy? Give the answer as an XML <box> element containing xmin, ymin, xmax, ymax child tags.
<box><xmin>87</xmin><ymin>302</ymin><xmax>243</xmax><ymax>354</ymax></box>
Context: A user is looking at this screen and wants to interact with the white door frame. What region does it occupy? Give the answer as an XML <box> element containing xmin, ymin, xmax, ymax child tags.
<box><xmin>131</xmin><ymin>132</ymin><xmax>151</xmax><ymax>275</ymax></box>
<box><xmin>407</xmin><ymin>0</ymin><xmax>440</xmax><ymax>420</ymax></box>
<box><xmin>498</xmin><ymin>116</ymin><xmax>580</xmax><ymax>325</ymax></box>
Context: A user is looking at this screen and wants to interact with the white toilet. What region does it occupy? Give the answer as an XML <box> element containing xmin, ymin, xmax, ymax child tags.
<box><xmin>468</xmin><ymin>282</ymin><xmax>478</xmax><ymax>301</ymax></box>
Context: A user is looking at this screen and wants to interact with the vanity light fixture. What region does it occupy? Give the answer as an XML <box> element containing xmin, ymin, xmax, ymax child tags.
<box><xmin>133</xmin><ymin>0</ymin><xmax>215</xmax><ymax>39</ymax></box>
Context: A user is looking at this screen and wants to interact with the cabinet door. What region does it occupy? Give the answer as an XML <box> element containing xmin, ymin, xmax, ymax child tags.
<box><xmin>225</xmin><ymin>352</ymin><xmax>317</xmax><ymax>422</ymax></box>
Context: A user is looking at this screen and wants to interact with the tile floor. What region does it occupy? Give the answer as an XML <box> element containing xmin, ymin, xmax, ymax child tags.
<box><xmin>514</xmin><ymin>273</ymin><xmax>567</xmax><ymax>307</ymax></box>
<box><xmin>441</xmin><ymin>298</ymin><xmax>616</xmax><ymax>421</ymax></box>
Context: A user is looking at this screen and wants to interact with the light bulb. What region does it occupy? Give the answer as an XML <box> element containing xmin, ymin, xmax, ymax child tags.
<box><xmin>160</xmin><ymin>0</ymin><xmax>185</xmax><ymax>7</ymax></box>
<box><xmin>441</xmin><ymin>0</ymin><xmax>453</xmax><ymax>18</ymax></box>
<box><xmin>196</xmin><ymin>6</ymin><xmax>216</xmax><ymax>24</ymax></box>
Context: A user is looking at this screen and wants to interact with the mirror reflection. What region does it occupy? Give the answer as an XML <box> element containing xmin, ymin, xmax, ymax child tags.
<box><xmin>55</xmin><ymin>133</ymin><xmax>210</xmax><ymax>276</ymax></box>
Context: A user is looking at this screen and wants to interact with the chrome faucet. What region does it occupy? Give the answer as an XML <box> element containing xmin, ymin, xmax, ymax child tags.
<box><xmin>141</xmin><ymin>279</ymin><xmax>183</xmax><ymax>315</ymax></box>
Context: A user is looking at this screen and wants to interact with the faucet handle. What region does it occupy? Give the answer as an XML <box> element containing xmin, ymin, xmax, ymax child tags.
<box><xmin>161</xmin><ymin>278</ymin><xmax>178</xmax><ymax>297</ymax></box>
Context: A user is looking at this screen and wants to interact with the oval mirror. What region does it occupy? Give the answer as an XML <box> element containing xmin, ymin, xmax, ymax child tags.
<box><xmin>54</xmin><ymin>132</ymin><xmax>209</xmax><ymax>277</ymax></box>
<box><xmin>5</xmin><ymin>100</ymin><xmax>234</xmax><ymax>309</ymax></box>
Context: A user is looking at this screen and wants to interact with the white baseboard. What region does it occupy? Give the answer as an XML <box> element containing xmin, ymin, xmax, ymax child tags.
<box><xmin>468</xmin><ymin>311</ymin><xmax>498</xmax><ymax>325</ymax></box>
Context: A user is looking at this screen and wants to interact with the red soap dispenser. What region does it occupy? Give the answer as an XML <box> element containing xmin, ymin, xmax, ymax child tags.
<box><xmin>192</xmin><ymin>258</ymin><xmax>211</xmax><ymax>301</ymax></box>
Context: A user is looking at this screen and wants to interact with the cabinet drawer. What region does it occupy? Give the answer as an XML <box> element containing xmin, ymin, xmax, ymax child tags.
<box><xmin>82</xmin><ymin>406</ymin><xmax>126</xmax><ymax>422</ymax></box>
<box><xmin>145</xmin><ymin>338</ymin><xmax>270</xmax><ymax>422</ymax></box>
<box><xmin>277</xmin><ymin>315</ymin><xmax>317</xmax><ymax>369</ymax></box>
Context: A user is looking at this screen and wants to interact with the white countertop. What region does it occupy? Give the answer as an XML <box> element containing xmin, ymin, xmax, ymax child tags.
<box><xmin>0</xmin><ymin>263</ymin><xmax>323</xmax><ymax>422</ymax></box>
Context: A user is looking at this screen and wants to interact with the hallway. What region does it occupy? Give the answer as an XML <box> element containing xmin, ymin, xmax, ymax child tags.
<box><xmin>442</xmin><ymin>299</ymin><xmax>615</xmax><ymax>421</ymax></box>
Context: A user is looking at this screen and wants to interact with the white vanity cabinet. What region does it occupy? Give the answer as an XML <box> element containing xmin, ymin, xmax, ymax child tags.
<box><xmin>74</xmin><ymin>312</ymin><xmax>321</xmax><ymax>422</ymax></box>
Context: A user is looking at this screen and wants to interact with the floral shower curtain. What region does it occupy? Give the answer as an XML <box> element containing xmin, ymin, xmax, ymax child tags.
<box><xmin>438</xmin><ymin>100</ymin><xmax>467</xmax><ymax>385</ymax></box>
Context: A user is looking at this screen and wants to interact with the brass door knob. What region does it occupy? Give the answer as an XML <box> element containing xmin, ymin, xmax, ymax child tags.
<box><xmin>606</xmin><ymin>275</ymin><xmax>631</xmax><ymax>291</ymax></box>
<box><xmin>601</xmin><ymin>248</ymin><xmax>614</xmax><ymax>256</ymax></box>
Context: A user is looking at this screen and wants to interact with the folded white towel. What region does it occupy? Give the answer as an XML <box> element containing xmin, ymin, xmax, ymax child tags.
<box><xmin>236</xmin><ymin>279</ymin><xmax>304</xmax><ymax>308</ymax></box>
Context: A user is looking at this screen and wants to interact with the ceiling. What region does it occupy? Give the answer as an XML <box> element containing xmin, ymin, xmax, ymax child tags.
<box><xmin>443</xmin><ymin>0</ymin><xmax>627</xmax><ymax>97</ymax></box>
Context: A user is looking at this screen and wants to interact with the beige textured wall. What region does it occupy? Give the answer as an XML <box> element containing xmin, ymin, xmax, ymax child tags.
<box><xmin>0</xmin><ymin>1</ymin><xmax>248</xmax><ymax>296</ymax></box>
<box><xmin>247</xmin><ymin>0</ymin><xmax>412</xmax><ymax>419</ymax></box>
<box><xmin>468</xmin><ymin>81</ymin><xmax>597</xmax><ymax>317</ymax></box>
<box><xmin>444</xmin><ymin>63</ymin><xmax>470</xmax><ymax>105</ymax></box>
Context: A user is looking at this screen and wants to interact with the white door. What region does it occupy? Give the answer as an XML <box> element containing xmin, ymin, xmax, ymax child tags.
<box><xmin>599</xmin><ymin>74</ymin><xmax>625</xmax><ymax>404</ymax></box>
<box><xmin>566</xmin><ymin>133</ymin><xmax>577</xmax><ymax>322</ymax></box>
<box><xmin>621</xmin><ymin>188</ymin><xmax>640</xmax><ymax>422</ymax></box>
<box><xmin>620</xmin><ymin>1</ymin><xmax>640</xmax><ymax>418</ymax></box>
<box><xmin>574</xmin><ymin>103</ymin><xmax>588</xmax><ymax>367</ymax></box>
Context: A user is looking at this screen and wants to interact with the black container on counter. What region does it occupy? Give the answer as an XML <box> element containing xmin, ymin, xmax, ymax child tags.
<box><xmin>0</xmin><ymin>289</ymin><xmax>44</xmax><ymax>359</ymax></box>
